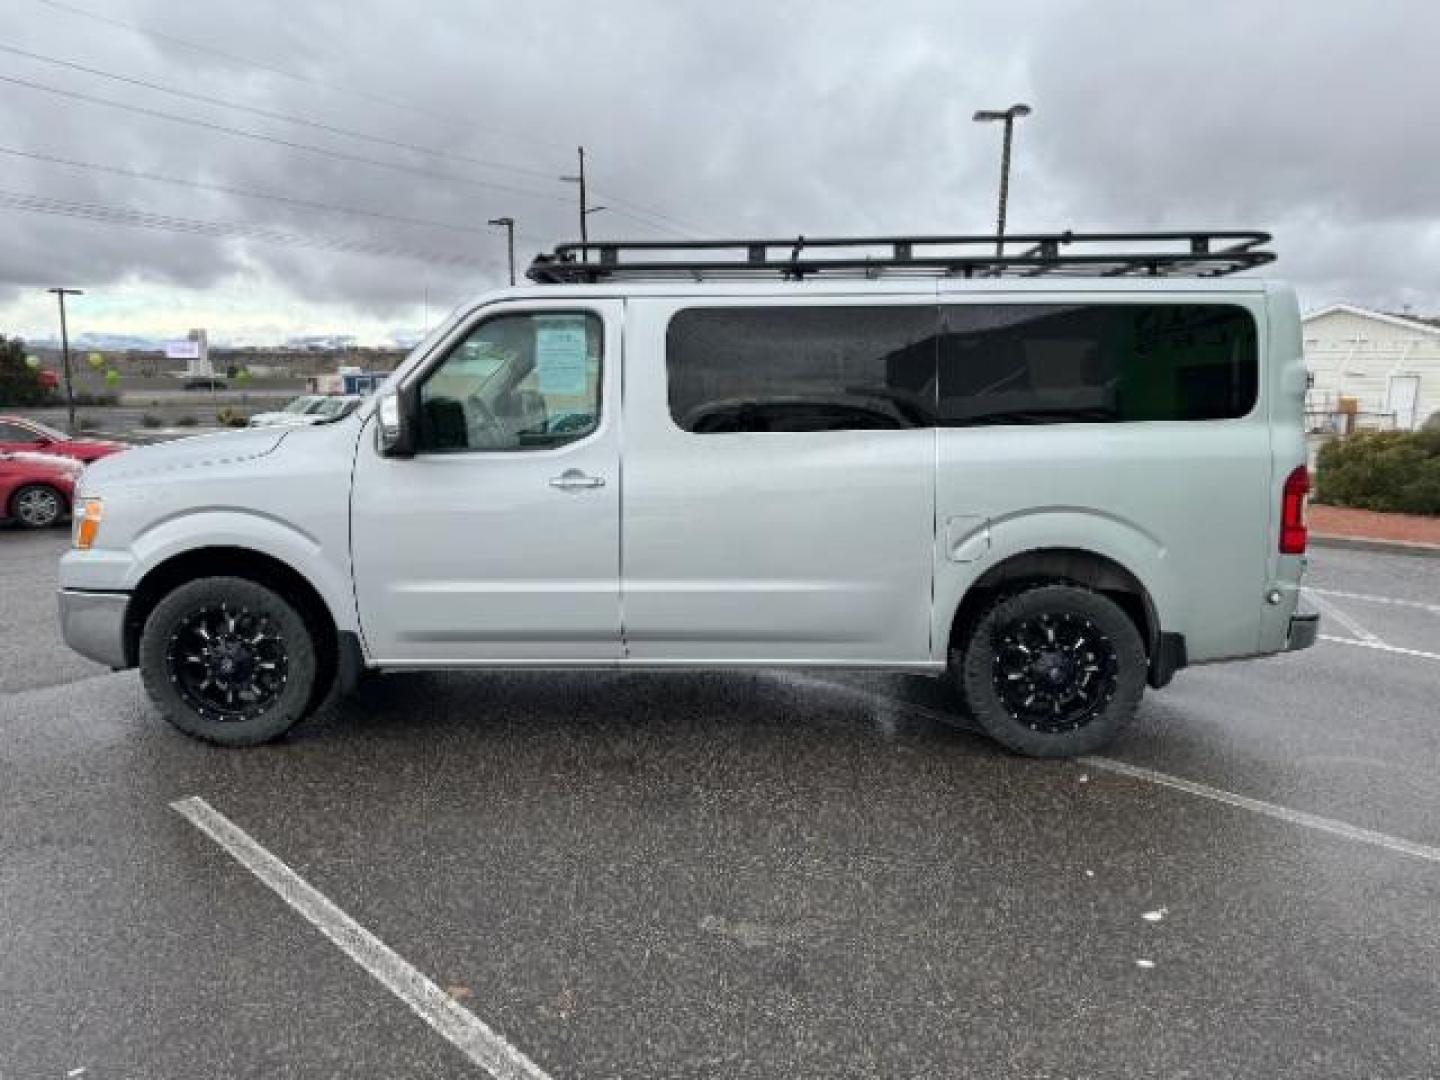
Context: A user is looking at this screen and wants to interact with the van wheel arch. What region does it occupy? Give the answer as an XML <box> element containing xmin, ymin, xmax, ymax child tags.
<box><xmin>948</xmin><ymin>548</ymin><xmax>1159</xmax><ymax>668</ymax></box>
<box><xmin>125</xmin><ymin>547</ymin><xmax>339</xmax><ymax>714</ymax></box>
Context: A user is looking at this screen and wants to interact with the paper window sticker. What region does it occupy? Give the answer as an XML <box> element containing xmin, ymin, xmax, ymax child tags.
<box><xmin>534</xmin><ymin>316</ymin><xmax>592</xmax><ymax>397</ymax></box>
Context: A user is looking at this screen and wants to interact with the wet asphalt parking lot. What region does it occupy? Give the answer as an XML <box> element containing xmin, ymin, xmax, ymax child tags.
<box><xmin>3</xmin><ymin>529</ymin><xmax>1439</xmax><ymax>1079</ymax></box>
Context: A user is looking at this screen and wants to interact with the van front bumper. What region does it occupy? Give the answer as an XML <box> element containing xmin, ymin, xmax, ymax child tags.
<box><xmin>58</xmin><ymin>589</ymin><xmax>131</xmax><ymax>670</ymax></box>
<box><xmin>1286</xmin><ymin>612</ymin><xmax>1319</xmax><ymax>652</ymax></box>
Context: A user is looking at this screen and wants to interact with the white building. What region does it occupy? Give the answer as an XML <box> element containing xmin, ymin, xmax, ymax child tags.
<box><xmin>1303</xmin><ymin>304</ymin><xmax>1440</xmax><ymax>432</ymax></box>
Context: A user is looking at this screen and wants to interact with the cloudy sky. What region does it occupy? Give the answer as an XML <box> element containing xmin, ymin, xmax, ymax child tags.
<box><xmin>1</xmin><ymin>0</ymin><xmax>1437</xmax><ymax>345</ymax></box>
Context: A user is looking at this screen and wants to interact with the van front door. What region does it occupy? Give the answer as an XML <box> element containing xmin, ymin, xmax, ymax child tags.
<box><xmin>351</xmin><ymin>300</ymin><xmax>623</xmax><ymax>663</ymax></box>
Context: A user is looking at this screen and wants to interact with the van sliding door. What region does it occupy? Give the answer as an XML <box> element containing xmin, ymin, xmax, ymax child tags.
<box><xmin>620</xmin><ymin>297</ymin><xmax>939</xmax><ymax>665</ymax></box>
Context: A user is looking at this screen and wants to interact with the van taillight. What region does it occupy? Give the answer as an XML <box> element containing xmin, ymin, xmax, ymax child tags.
<box><xmin>1280</xmin><ymin>465</ymin><xmax>1309</xmax><ymax>555</ymax></box>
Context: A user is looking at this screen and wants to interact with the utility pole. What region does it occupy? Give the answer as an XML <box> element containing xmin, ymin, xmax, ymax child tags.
<box><xmin>972</xmin><ymin>103</ymin><xmax>1032</xmax><ymax>260</ymax></box>
<box><xmin>488</xmin><ymin>216</ymin><xmax>516</xmax><ymax>285</ymax></box>
<box><xmin>561</xmin><ymin>146</ymin><xmax>606</xmax><ymax>260</ymax></box>
<box><xmin>46</xmin><ymin>287</ymin><xmax>83</xmax><ymax>433</ymax></box>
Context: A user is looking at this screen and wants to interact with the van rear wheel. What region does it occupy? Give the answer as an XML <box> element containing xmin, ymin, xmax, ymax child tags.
<box><xmin>953</xmin><ymin>583</ymin><xmax>1146</xmax><ymax>758</ymax></box>
<box><xmin>139</xmin><ymin>576</ymin><xmax>318</xmax><ymax>747</ymax></box>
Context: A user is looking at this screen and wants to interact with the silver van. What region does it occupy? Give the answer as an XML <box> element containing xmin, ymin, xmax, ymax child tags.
<box><xmin>58</xmin><ymin>232</ymin><xmax>1318</xmax><ymax>757</ymax></box>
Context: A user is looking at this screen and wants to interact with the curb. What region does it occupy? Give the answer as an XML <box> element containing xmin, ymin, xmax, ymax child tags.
<box><xmin>1311</xmin><ymin>533</ymin><xmax>1440</xmax><ymax>559</ymax></box>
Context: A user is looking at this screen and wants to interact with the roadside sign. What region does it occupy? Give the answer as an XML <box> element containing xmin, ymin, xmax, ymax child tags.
<box><xmin>164</xmin><ymin>340</ymin><xmax>201</xmax><ymax>360</ymax></box>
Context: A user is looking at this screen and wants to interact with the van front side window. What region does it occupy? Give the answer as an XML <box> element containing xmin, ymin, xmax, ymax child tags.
<box><xmin>417</xmin><ymin>311</ymin><xmax>603</xmax><ymax>452</ymax></box>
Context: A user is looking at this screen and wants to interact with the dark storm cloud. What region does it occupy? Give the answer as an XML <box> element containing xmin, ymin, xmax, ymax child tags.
<box><xmin>1</xmin><ymin>0</ymin><xmax>1437</xmax><ymax>327</ymax></box>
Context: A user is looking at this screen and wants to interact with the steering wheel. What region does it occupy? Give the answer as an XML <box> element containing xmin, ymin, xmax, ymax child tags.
<box><xmin>463</xmin><ymin>392</ymin><xmax>508</xmax><ymax>449</ymax></box>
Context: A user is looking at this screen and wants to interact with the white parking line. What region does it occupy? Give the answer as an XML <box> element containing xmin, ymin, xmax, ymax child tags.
<box><xmin>1320</xmin><ymin>634</ymin><xmax>1440</xmax><ymax>663</ymax></box>
<box><xmin>1304</xmin><ymin>590</ymin><xmax>1381</xmax><ymax>644</ymax></box>
<box><xmin>1081</xmin><ymin>756</ymin><xmax>1440</xmax><ymax>864</ymax></box>
<box><xmin>171</xmin><ymin>796</ymin><xmax>552</xmax><ymax>1080</ymax></box>
<box><xmin>1306</xmin><ymin>586</ymin><xmax>1440</xmax><ymax>617</ymax></box>
<box><xmin>772</xmin><ymin>674</ymin><xmax>1440</xmax><ymax>866</ymax></box>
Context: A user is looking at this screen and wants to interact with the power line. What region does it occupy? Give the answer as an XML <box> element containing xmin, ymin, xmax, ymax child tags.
<box><xmin>0</xmin><ymin>189</ymin><xmax>481</xmax><ymax>264</ymax></box>
<box><xmin>25</xmin><ymin>0</ymin><xmax>574</xmax><ymax>154</ymax></box>
<box><xmin>0</xmin><ymin>188</ymin><xmax>496</xmax><ymax>268</ymax></box>
<box><xmin>0</xmin><ymin>73</ymin><xmax>575</xmax><ymax>207</ymax></box>
<box><xmin>0</xmin><ymin>71</ymin><xmax>699</xmax><ymax>242</ymax></box>
<box><xmin>585</xmin><ymin>187</ymin><xmax>711</xmax><ymax>239</ymax></box>
<box><xmin>5</xmin><ymin>21</ymin><xmax>713</xmax><ymax>239</ymax></box>
<box><xmin>0</xmin><ymin>41</ymin><xmax>566</xmax><ymax>186</ymax></box>
<box><xmin>0</xmin><ymin>144</ymin><xmax>549</xmax><ymax>244</ymax></box>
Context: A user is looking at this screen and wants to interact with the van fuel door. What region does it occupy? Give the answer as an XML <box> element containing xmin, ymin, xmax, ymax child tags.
<box><xmin>945</xmin><ymin>515</ymin><xmax>991</xmax><ymax>563</ymax></box>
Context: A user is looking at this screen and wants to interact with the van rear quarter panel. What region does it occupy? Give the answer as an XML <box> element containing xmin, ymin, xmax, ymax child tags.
<box><xmin>1259</xmin><ymin>284</ymin><xmax>1308</xmax><ymax>653</ymax></box>
<box><xmin>931</xmin><ymin>293</ymin><xmax>1273</xmax><ymax>664</ymax></box>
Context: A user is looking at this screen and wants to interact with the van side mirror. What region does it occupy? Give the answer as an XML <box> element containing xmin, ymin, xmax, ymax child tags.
<box><xmin>376</xmin><ymin>389</ymin><xmax>417</xmax><ymax>458</ymax></box>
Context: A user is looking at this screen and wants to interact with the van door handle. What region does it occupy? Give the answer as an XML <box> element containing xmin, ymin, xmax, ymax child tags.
<box><xmin>549</xmin><ymin>469</ymin><xmax>606</xmax><ymax>491</ymax></box>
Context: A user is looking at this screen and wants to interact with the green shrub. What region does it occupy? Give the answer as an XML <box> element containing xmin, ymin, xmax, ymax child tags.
<box><xmin>175</xmin><ymin>414</ymin><xmax>199</xmax><ymax>428</ymax></box>
<box><xmin>0</xmin><ymin>335</ymin><xmax>48</xmax><ymax>405</ymax></box>
<box><xmin>1315</xmin><ymin>431</ymin><xmax>1440</xmax><ymax>515</ymax></box>
<box><xmin>140</xmin><ymin>413</ymin><xmax>163</xmax><ymax>429</ymax></box>
<box><xmin>215</xmin><ymin>408</ymin><xmax>248</xmax><ymax>428</ymax></box>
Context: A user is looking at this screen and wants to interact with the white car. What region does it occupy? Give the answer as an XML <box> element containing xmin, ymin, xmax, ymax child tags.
<box><xmin>260</xmin><ymin>395</ymin><xmax>364</xmax><ymax>428</ymax></box>
<box><xmin>247</xmin><ymin>395</ymin><xmax>327</xmax><ymax>427</ymax></box>
<box><xmin>58</xmin><ymin>230</ymin><xmax>1317</xmax><ymax>756</ymax></box>
<box><xmin>298</xmin><ymin>395</ymin><xmax>364</xmax><ymax>425</ymax></box>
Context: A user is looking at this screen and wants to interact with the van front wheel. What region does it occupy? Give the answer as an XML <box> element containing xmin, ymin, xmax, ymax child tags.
<box><xmin>139</xmin><ymin>576</ymin><xmax>318</xmax><ymax>747</ymax></box>
<box><xmin>954</xmin><ymin>583</ymin><xmax>1146</xmax><ymax>758</ymax></box>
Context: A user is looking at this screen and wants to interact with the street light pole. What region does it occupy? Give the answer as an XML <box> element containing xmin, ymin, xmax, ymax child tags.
<box><xmin>488</xmin><ymin>216</ymin><xmax>516</xmax><ymax>285</ymax></box>
<box><xmin>972</xmin><ymin>103</ymin><xmax>1032</xmax><ymax>260</ymax></box>
<box><xmin>46</xmin><ymin>287</ymin><xmax>83</xmax><ymax>433</ymax></box>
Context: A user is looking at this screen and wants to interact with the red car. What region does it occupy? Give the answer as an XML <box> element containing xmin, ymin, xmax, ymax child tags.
<box><xmin>1</xmin><ymin>450</ymin><xmax>81</xmax><ymax>529</ymax></box>
<box><xmin>0</xmin><ymin>415</ymin><xmax>127</xmax><ymax>464</ymax></box>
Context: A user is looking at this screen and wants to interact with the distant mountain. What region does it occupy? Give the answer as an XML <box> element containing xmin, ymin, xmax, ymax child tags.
<box><xmin>23</xmin><ymin>332</ymin><xmax>177</xmax><ymax>352</ymax></box>
<box><xmin>16</xmin><ymin>330</ymin><xmax>412</xmax><ymax>351</ymax></box>
<box><xmin>71</xmin><ymin>332</ymin><xmax>167</xmax><ymax>351</ymax></box>
<box><xmin>285</xmin><ymin>334</ymin><xmax>359</xmax><ymax>350</ymax></box>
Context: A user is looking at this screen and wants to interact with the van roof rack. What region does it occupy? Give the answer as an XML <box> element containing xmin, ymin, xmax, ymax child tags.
<box><xmin>526</xmin><ymin>230</ymin><xmax>1275</xmax><ymax>284</ymax></box>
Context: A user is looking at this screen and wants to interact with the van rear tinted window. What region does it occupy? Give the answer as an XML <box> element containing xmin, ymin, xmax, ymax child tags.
<box><xmin>665</xmin><ymin>302</ymin><xmax>1257</xmax><ymax>433</ymax></box>
<box><xmin>938</xmin><ymin>303</ymin><xmax>1257</xmax><ymax>425</ymax></box>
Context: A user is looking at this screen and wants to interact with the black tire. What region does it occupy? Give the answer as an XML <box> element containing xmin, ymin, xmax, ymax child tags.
<box><xmin>952</xmin><ymin>583</ymin><xmax>1146</xmax><ymax>758</ymax></box>
<box><xmin>139</xmin><ymin>576</ymin><xmax>318</xmax><ymax>747</ymax></box>
<box><xmin>10</xmin><ymin>483</ymin><xmax>66</xmax><ymax>528</ymax></box>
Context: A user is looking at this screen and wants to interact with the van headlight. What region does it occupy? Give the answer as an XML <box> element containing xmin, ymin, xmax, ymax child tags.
<box><xmin>73</xmin><ymin>497</ymin><xmax>103</xmax><ymax>550</ymax></box>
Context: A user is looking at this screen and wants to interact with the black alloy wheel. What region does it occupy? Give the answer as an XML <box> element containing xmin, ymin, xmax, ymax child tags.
<box><xmin>954</xmin><ymin>583</ymin><xmax>1147</xmax><ymax>758</ymax></box>
<box><xmin>140</xmin><ymin>576</ymin><xmax>319</xmax><ymax>746</ymax></box>
<box><xmin>991</xmin><ymin>611</ymin><xmax>1119</xmax><ymax>734</ymax></box>
<box><xmin>166</xmin><ymin>604</ymin><xmax>290</xmax><ymax>722</ymax></box>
